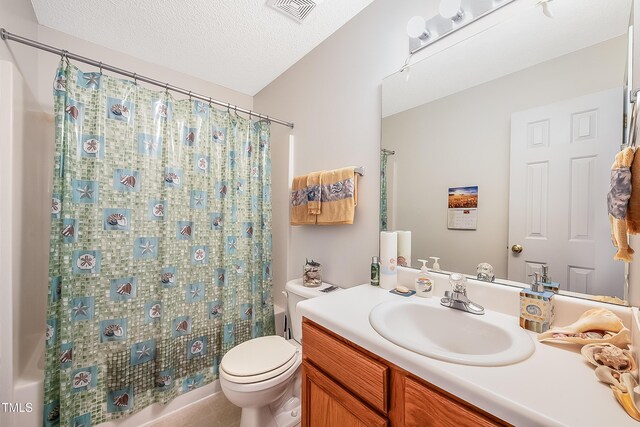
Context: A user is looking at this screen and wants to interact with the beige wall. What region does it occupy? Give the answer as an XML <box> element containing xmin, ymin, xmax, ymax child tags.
<box><xmin>253</xmin><ymin>0</ymin><xmax>539</xmax><ymax>307</ymax></box>
<box><xmin>382</xmin><ymin>36</ymin><xmax>627</xmax><ymax>279</ymax></box>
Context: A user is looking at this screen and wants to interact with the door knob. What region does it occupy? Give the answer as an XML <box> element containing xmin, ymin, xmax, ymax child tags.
<box><xmin>511</xmin><ymin>244</ymin><xmax>523</xmax><ymax>254</ymax></box>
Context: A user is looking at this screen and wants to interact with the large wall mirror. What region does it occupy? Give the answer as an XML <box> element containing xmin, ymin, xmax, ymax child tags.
<box><xmin>381</xmin><ymin>0</ymin><xmax>633</xmax><ymax>304</ymax></box>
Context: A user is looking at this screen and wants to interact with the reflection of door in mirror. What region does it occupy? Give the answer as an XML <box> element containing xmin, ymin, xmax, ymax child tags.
<box><xmin>508</xmin><ymin>88</ymin><xmax>624</xmax><ymax>298</ymax></box>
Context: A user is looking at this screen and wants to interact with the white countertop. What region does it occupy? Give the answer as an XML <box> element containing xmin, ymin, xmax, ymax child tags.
<box><xmin>297</xmin><ymin>284</ymin><xmax>637</xmax><ymax>427</ymax></box>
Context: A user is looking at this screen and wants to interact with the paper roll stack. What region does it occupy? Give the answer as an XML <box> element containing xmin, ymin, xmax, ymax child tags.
<box><xmin>380</xmin><ymin>231</ymin><xmax>398</xmax><ymax>290</ymax></box>
<box><xmin>396</xmin><ymin>231</ymin><xmax>411</xmax><ymax>268</ymax></box>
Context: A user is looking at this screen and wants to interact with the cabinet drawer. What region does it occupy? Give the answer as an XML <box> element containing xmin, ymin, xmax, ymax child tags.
<box><xmin>303</xmin><ymin>320</ymin><xmax>388</xmax><ymax>413</ymax></box>
<box><xmin>404</xmin><ymin>377</ymin><xmax>504</xmax><ymax>427</ymax></box>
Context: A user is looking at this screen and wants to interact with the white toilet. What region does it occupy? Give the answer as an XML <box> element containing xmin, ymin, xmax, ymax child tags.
<box><xmin>219</xmin><ymin>279</ymin><xmax>341</xmax><ymax>427</ymax></box>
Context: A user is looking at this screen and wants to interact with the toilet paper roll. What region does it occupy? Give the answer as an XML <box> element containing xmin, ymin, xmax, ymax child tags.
<box><xmin>380</xmin><ymin>231</ymin><xmax>398</xmax><ymax>290</ymax></box>
<box><xmin>396</xmin><ymin>230</ymin><xmax>411</xmax><ymax>268</ymax></box>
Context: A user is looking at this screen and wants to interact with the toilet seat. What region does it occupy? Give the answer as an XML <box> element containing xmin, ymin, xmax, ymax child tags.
<box><xmin>220</xmin><ymin>335</ymin><xmax>300</xmax><ymax>384</ymax></box>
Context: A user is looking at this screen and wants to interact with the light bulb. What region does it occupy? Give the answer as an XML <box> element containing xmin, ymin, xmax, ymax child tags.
<box><xmin>439</xmin><ymin>0</ymin><xmax>464</xmax><ymax>22</ymax></box>
<box><xmin>406</xmin><ymin>16</ymin><xmax>429</xmax><ymax>40</ymax></box>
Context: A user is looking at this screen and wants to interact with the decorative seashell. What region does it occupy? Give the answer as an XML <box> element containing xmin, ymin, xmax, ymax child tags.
<box><xmin>581</xmin><ymin>343</ymin><xmax>636</xmax><ymax>374</ymax></box>
<box><xmin>120</xmin><ymin>175</ymin><xmax>136</xmax><ymax>188</ymax></box>
<box><xmin>153</xmin><ymin>203</ymin><xmax>164</xmax><ymax>217</ymax></box>
<box><xmin>246</xmin><ymin>226</ymin><xmax>253</xmax><ymax>237</ymax></box>
<box><xmin>47</xmin><ymin>406</ymin><xmax>60</xmax><ymax>421</ymax></box>
<box><xmin>52</xmin><ymin>197</ymin><xmax>61</xmax><ymax>214</ymax></box>
<box><xmin>186</xmin><ymin>131</ymin><xmax>195</xmax><ymax>143</ymax></box>
<box><xmin>62</xmin><ymin>224</ymin><xmax>75</xmax><ymax>237</ymax></box>
<box><xmin>211</xmin><ymin>305</ymin><xmax>222</xmax><ymax>316</ymax></box>
<box><xmin>212</xmin><ymin>217</ymin><xmax>223</xmax><ymax>227</ymax></box>
<box><xmin>160</xmin><ymin>272</ymin><xmax>174</xmax><ymax>284</ymax></box>
<box><xmin>73</xmin><ymin>371</ymin><xmax>91</xmax><ymax>388</ymax></box>
<box><xmin>191</xmin><ymin>340</ymin><xmax>203</xmax><ymax>354</ymax></box>
<box><xmin>247</xmin><ymin>145</ymin><xmax>252</xmax><ymax>155</ymax></box>
<box><xmin>46</xmin><ymin>324</ymin><xmax>54</xmax><ymax>341</ymax></box>
<box><xmin>538</xmin><ymin>309</ymin><xmax>630</xmax><ymax>348</ymax></box>
<box><xmin>83</xmin><ymin>138</ymin><xmax>100</xmax><ymax>154</ymax></box>
<box><xmin>212</xmin><ymin>130</ymin><xmax>224</xmax><ymax>141</ymax></box>
<box><xmin>76</xmin><ymin>254</ymin><xmax>96</xmax><ymax>270</ymax></box>
<box><xmin>60</xmin><ymin>348</ymin><xmax>72</xmax><ymax>364</ymax></box>
<box><xmin>155</xmin><ymin>375</ymin><xmax>172</xmax><ymax>387</ymax></box>
<box><xmin>113</xmin><ymin>392</ymin><xmax>129</xmax><ymax>407</ymax></box>
<box><xmin>611</xmin><ymin>373</ymin><xmax>640</xmax><ymax>421</ymax></box>
<box><xmin>244</xmin><ymin>306</ymin><xmax>253</xmax><ymax>317</ymax></box>
<box><xmin>164</xmin><ymin>173</ymin><xmax>180</xmax><ymax>184</ymax></box>
<box><xmin>218</xmin><ymin>272</ymin><xmax>225</xmax><ymax>283</ymax></box>
<box><xmin>194</xmin><ymin>249</ymin><xmax>206</xmax><ymax>261</ymax></box>
<box><xmin>116</xmin><ymin>282</ymin><xmax>132</xmax><ymax>296</ymax></box>
<box><xmin>149</xmin><ymin>304</ymin><xmax>161</xmax><ymax>318</ymax></box>
<box><xmin>53</xmin><ymin>76</ymin><xmax>66</xmax><ymax>91</ymax></box>
<box><xmin>197</xmin><ymin>157</ymin><xmax>208</xmax><ymax>170</ymax></box>
<box><xmin>110</xmin><ymin>104</ymin><xmax>129</xmax><ymax>118</ymax></box>
<box><xmin>180</xmin><ymin>225</ymin><xmax>192</xmax><ymax>237</ymax></box>
<box><xmin>103</xmin><ymin>324</ymin><xmax>123</xmax><ymax>337</ymax></box>
<box><xmin>156</xmin><ymin>104</ymin><xmax>168</xmax><ymax>117</ymax></box>
<box><xmin>65</xmin><ymin>105</ymin><xmax>79</xmax><ymax>119</ymax></box>
<box><xmin>595</xmin><ymin>366</ymin><xmax>626</xmax><ymax>392</ymax></box>
<box><xmin>107</xmin><ymin>213</ymin><xmax>127</xmax><ymax>226</ymax></box>
<box><xmin>219</xmin><ymin>185</ymin><xmax>227</xmax><ymax>196</ymax></box>
<box><xmin>175</xmin><ymin>320</ymin><xmax>189</xmax><ymax>332</ymax></box>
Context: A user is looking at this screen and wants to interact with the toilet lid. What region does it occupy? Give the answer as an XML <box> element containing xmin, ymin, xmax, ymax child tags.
<box><xmin>221</xmin><ymin>335</ymin><xmax>298</xmax><ymax>378</ymax></box>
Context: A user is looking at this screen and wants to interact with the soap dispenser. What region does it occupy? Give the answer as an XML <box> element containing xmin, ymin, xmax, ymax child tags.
<box><xmin>415</xmin><ymin>259</ymin><xmax>434</xmax><ymax>298</ymax></box>
<box><xmin>540</xmin><ymin>265</ymin><xmax>560</xmax><ymax>294</ymax></box>
<box><xmin>520</xmin><ymin>272</ymin><xmax>555</xmax><ymax>333</ymax></box>
<box><xmin>429</xmin><ymin>257</ymin><xmax>441</xmax><ymax>272</ymax></box>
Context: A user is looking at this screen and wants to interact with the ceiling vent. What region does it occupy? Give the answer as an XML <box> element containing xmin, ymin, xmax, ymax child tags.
<box><xmin>267</xmin><ymin>0</ymin><xmax>318</xmax><ymax>22</ymax></box>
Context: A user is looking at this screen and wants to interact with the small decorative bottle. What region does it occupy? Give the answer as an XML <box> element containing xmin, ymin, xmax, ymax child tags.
<box><xmin>520</xmin><ymin>272</ymin><xmax>555</xmax><ymax>333</ymax></box>
<box><xmin>370</xmin><ymin>256</ymin><xmax>380</xmax><ymax>286</ymax></box>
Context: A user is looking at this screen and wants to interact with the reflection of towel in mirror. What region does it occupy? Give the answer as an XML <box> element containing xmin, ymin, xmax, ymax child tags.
<box><xmin>608</xmin><ymin>147</ymin><xmax>634</xmax><ymax>262</ymax></box>
<box><xmin>627</xmin><ymin>149</ymin><xmax>640</xmax><ymax>234</ymax></box>
<box><xmin>317</xmin><ymin>167</ymin><xmax>358</xmax><ymax>225</ymax></box>
<box><xmin>290</xmin><ymin>176</ymin><xmax>317</xmax><ymax>225</ymax></box>
<box><xmin>307</xmin><ymin>171</ymin><xmax>322</xmax><ymax>215</ymax></box>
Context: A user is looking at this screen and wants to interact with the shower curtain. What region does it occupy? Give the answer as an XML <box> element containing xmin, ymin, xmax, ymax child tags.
<box><xmin>44</xmin><ymin>62</ymin><xmax>275</xmax><ymax>426</ymax></box>
<box><xmin>380</xmin><ymin>151</ymin><xmax>389</xmax><ymax>231</ymax></box>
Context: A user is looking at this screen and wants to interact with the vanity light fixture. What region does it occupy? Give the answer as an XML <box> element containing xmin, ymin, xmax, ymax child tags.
<box><xmin>407</xmin><ymin>0</ymin><xmax>516</xmax><ymax>54</ymax></box>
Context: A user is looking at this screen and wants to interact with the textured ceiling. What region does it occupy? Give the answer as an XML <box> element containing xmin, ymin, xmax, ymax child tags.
<box><xmin>30</xmin><ymin>0</ymin><xmax>375</xmax><ymax>95</ymax></box>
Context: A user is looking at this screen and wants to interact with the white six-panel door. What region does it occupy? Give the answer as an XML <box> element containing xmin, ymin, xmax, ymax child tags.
<box><xmin>508</xmin><ymin>87</ymin><xmax>624</xmax><ymax>298</ymax></box>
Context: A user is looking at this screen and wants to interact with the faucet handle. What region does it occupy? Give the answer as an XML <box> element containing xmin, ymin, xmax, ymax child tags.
<box><xmin>449</xmin><ymin>273</ymin><xmax>467</xmax><ymax>293</ymax></box>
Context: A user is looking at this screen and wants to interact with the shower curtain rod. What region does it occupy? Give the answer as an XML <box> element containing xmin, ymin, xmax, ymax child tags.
<box><xmin>0</xmin><ymin>28</ymin><xmax>295</xmax><ymax>129</ymax></box>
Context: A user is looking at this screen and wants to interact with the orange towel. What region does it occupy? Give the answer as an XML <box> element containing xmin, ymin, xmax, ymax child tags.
<box><xmin>317</xmin><ymin>167</ymin><xmax>358</xmax><ymax>225</ymax></box>
<box><xmin>307</xmin><ymin>171</ymin><xmax>322</xmax><ymax>215</ymax></box>
<box><xmin>627</xmin><ymin>148</ymin><xmax>640</xmax><ymax>234</ymax></box>
<box><xmin>290</xmin><ymin>176</ymin><xmax>317</xmax><ymax>225</ymax></box>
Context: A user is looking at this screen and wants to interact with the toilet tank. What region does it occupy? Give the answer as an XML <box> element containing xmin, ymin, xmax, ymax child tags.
<box><xmin>285</xmin><ymin>278</ymin><xmax>341</xmax><ymax>343</ymax></box>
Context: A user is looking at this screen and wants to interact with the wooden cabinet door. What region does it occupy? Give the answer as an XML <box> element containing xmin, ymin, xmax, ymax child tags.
<box><xmin>404</xmin><ymin>377</ymin><xmax>503</xmax><ymax>427</ymax></box>
<box><xmin>302</xmin><ymin>361</ymin><xmax>388</xmax><ymax>427</ymax></box>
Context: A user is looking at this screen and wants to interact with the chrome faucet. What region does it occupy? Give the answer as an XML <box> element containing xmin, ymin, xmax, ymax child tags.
<box><xmin>440</xmin><ymin>273</ymin><xmax>485</xmax><ymax>315</ymax></box>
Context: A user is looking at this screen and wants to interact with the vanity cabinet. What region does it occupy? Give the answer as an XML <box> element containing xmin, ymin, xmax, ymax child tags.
<box><xmin>301</xmin><ymin>319</ymin><xmax>510</xmax><ymax>427</ymax></box>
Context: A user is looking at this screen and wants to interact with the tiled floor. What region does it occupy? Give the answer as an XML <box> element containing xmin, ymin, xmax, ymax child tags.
<box><xmin>149</xmin><ymin>392</ymin><xmax>241</xmax><ymax>427</ymax></box>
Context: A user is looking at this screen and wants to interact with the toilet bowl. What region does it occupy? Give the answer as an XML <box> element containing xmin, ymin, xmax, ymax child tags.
<box><xmin>219</xmin><ymin>279</ymin><xmax>341</xmax><ymax>427</ymax></box>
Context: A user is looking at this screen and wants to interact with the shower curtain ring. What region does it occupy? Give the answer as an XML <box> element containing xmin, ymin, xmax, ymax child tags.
<box><xmin>249</xmin><ymin>110</ymin><xmax>252</xmax><ymax>120</ymax></box>
<box><xmin>98</xmin><ymin>62</ymin><xmax>103</xmax><ymax>74</ymax></box>
<box><xmin>132</xmin><ymin>73</ymin><xmax>137</xmax><ymax>85</ymax></box>
<box><xmin>61</xmin><ymin>50</ymin><xmax>70</xmax><ymax>66</ymax></box>
<box><xmin>226</xmin><ymin>103</ymin><xmax>231</xmax><ymax>113</ymax></box>
<box><xmin>165</xmin><ymin>82</ymin><xmax>169</xmax><ymax>94</ymax></box>
<box><xmin>209</xmin><ymin>97</ymin><xmax>213</xmax><ymax>107</ymax></box>
<box><xmin>188</xmin><ymin>90</ymin><xmax>192</xmax><ymax>101</ymax></box>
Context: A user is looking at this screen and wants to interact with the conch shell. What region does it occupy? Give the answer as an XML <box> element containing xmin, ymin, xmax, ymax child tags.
<box><xmin>537</xmin><ymin>308</ymin><xmax>630</xmax><ymax>348</ymax></box>
<box><xmin>610</xmin><ymin>372</ymin><xmax>640</xmax><ymax>422</ymax></box>
<box><xmin>581</xmin><ymin>343</ymin><xmax>636</xmax><ymax>374</ymax></box>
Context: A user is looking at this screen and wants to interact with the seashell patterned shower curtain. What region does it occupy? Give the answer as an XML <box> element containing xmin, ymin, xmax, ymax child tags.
<box><xmin>44</xmin><ymin>61</ymin><xmax>275</xmax><ymax>426</ymax></box>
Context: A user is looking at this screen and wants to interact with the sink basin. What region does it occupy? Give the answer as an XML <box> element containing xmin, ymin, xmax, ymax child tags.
<box><xmin>369</xmin><ymin>299</ymin><xmax>534</xmax><ymax>366</ymax></box>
